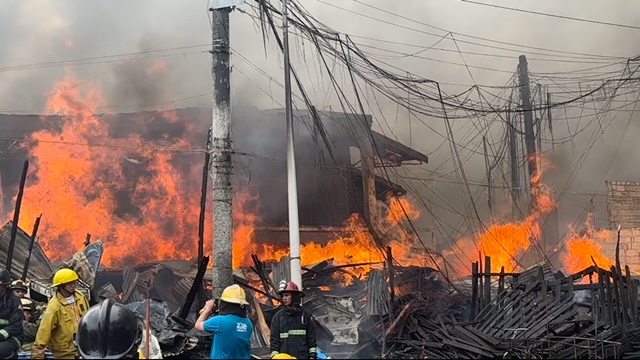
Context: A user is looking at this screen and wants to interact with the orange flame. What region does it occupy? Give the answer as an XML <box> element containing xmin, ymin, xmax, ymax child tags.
<box><xmin>444</xmin><ymin>163</ymin><xmax>557</xmax><ymax>276</ymax></box>
<box><xmin>231</xmin><ymin>192</ymin><xmax>432</xmax><ymax>284</ymax></box>
<box><xmin>15</xmin><ymin>73</ymin><xmax>202</xmax><ymax>268</ymax></box>
<box><xmin>561</xmin><ymin>214</ymin><xmax>615</xmax><ymax>274</ymax></box>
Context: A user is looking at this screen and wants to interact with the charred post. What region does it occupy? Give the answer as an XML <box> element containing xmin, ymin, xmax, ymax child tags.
<box><xmin>198</xmin><ymin>128</ymin><xmax>213</xmax><ymax>264</ymax></box>
<box><xmin>470</xmin><ymin>261</ymin><xmax>478</xmax><ymax>319</ymax></box>
<box><xmin>7</xmin><ymin>160</ymin><xmax>28</xmax><ymax>273</ymax></box>
<box><xmin>21</xmin><ymin>214</ymin><xmax>41</xmax><ymax>281</ymax></box>
<box><xmin>84</xmin><ymin>233</ymin><xmax>91</xmax><ymax>247</ymax></box>
<box><xmin>179</xmin><ymin>256</ymin><xmax>210</xmax><ymax>320</ymax></box>
<box><xmin>482</xmin><ymin>136</ymin><xmax>493</xmax><ymax>213</ymax></box>
<box><xmin>210</xmin><ymin>3</ymin><xmax>233</xmax><ymax>297</ymax></box>
<box><xmin>548</xmin><ymin>91</ymin><xmax>555</xmax><ymax>152</ymax></box>
<box><xmin>518</xmin><ymin>55</ymin><xmax>538</xmax><ymax>211</ymax></box>
<box><xmin>386</xmin><ymin>246</ymin><xmax>395</xmax><ymax>316</ymax></box>
<box><xmin>507</xmin><ymin>96</ymin><xmax>520</xmax><ymax>217</ymax></box>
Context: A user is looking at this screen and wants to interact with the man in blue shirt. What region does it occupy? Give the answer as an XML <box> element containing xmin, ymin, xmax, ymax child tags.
<box><xmin>195</xmin><ymin>284</ymin><xmax>254</xmax><ymax>359</ymax></box>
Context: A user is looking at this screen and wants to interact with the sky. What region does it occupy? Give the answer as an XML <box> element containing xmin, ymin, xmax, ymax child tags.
<box><xmin>1</xmin><ymin>0</ymin><xmax>640</xmax><ymax>251</ymax></box>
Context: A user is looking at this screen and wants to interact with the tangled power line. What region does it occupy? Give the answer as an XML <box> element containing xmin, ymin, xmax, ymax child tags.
<box><xmin>243</xmin><ymin>0</ymin><xmax>640</xmax><ymax>283</ymax></box>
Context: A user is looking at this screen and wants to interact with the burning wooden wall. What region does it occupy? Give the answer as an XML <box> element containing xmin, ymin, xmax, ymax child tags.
<box><xmin>0</xmin><ymin>102</ymin><xmax>427</xmax><ymax>268</ymax></box>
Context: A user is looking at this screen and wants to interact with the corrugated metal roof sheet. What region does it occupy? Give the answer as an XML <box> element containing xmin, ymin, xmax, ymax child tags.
<box><xmin>0</xmin><ymin>221</ymin><xmax>53</xmax><ymax>281</ymax></box>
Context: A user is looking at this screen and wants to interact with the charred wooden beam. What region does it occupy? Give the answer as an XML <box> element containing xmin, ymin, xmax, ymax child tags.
<box><xmin>21</xmin><ymin>214</ymin><xmax>41</xmax><ymax>281</ymax></box>
<box><xmin>179</xmin><ymin>256</ymin><xmax>209</xmax><ymax>319</ymax></box>
<box><xmin>7</xmin><ymin>160</ymin><xmax>28</xmax><ymax>273</ymax></box>
<box><xmin>387</xmin><ymin>246</ymin><xmax>395</xmax><ymax>316</ymax></box>
<box><xmin>470</xmin><ymin>262</ymin><xmax>478</xmax><ymax>319</ymax></box>
<box><xmin>198</xmin><ymin>128</ymin><xmax>212</xmax><ymax>264</ymax></box>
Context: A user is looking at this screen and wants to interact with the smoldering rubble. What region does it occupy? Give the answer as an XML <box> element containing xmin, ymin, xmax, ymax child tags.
<box><xmin>6</xmin><ymin>215</ymin><xmax>640</xmax><ymax>359</ymax></box>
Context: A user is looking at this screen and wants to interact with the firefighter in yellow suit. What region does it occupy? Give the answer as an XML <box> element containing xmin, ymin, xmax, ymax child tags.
<box><xmin>32</xmin><ymin>268</ymin><xmax>90</xmax><ymax>359</ymax></box>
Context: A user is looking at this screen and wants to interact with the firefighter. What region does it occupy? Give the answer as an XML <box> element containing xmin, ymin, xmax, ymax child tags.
<box><xmin>270</xmin><ymin>281</ymin><xmax>317</xmax><ymax>360</ymax></box>
<box><xmin>9</xmin><ymin>280</ymin><xmax>28</xmax><ymax>299</ymax></box>
<box><xmin>32</xmin><ymin>268</ymin><xmax>90</xmax><ymax>359</ymax></box>
<box><xmin>195</xmin><ymin>284</ymin><xmax>254</xmax><ymax>359</ymax></box>
<box><xmin>76</xmin><ymin>298</ymin><xmax>144</xmax><ymax>359</ymax></box>
<box><xmin>0</xmin><ymin>267</ymin><xmax>23</xmax><ymax>359</ymax></box>
<box><xmin>19</xmin><ymin>298</ymin><xmax>39</xmax><ymax>352</ymax></box>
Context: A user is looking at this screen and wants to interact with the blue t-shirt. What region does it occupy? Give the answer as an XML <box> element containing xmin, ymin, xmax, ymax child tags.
<box><xmin>203</xmin><ymin>314</ymin><xmax>254</xmax><ymax>359</ymax></box>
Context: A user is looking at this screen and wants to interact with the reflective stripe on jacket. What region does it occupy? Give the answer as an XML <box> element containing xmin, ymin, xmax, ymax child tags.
<box><xmin>269</xmin><ymin>306</ymin><xmax>317</xmax><ymax>359</ymax></box>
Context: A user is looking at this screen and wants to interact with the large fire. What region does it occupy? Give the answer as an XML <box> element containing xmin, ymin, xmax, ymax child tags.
<box><xmin>1</xmin><ymin>73</ymin><xmax>620</xmax><ymax>280</ymax></box>
<box><xmin>13</xmin><ymin>72</ymin><xmax>205</xmax><ymax>268</ymax></box>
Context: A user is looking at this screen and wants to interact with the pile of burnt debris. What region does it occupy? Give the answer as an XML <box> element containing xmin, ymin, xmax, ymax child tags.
<box><xmin>378</xmin><ymin>254</ymin><xmax>640</xmax><ymax>359</ymax></box>
<box><xmin>8</xmin><ymin>216</ymin><xmax>640</xmax><ymax>359</ymax></box>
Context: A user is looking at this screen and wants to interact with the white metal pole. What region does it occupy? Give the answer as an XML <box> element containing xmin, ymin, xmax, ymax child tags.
<box><xmin>282</xmin><ymin>0</ymin><xmax>302</xmax><ymax>288</ymax></box>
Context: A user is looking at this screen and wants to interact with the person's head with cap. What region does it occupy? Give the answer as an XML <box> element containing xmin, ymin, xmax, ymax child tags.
<box><xmin>277</xmin><ymin>280</ymin><xmax>305</xmax><ymax>307</ymax></box>
<box><xmin>218</xmin><ymin>284</ymin><xmax>250</xmax><ymax>317</ymax></box>
<box><xmin>52</xmin><ymin>268</ymin><xmax>80</xmax><ymax>297</ymax></box>
<box><xmin>10</xmin><ymin>279</ymin><xmax>29</xmax><ymax>299</ymax></box>
<box><xmin>21</xmin><ymin>298</ymin><xmax>34</xmax><ymax>321</ymax></box>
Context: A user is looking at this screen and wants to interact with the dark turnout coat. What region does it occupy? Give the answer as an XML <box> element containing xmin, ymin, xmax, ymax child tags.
<box><xmin>0</xmin><ymin>292</ymin><xmax>24</xmax><ymax>344</ymax></box>
<box><xmin>269</xmin><ymin>306</ymin><xmax>317</xmax><ymax>359</ymax></box>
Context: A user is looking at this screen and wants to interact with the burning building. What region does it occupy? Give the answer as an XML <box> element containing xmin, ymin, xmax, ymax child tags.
<box><xmin>0</xmin><ymin>103</ymin><xmax>428</xmax><ymax>267</ymax></box>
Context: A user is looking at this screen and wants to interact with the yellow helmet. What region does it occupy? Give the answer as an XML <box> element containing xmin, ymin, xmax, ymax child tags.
<box><xmin>52</xmin><ymin>268</ymin><xmax>79</xmax><ymax>287</ymax></box>
<box><xmin>220</xmin><ymin>284</ymin><xmax>249</xmax><ymax>306</ymax></box>
<box><xmin>272</xmin><ymin>354</ymin><xmax>296</xmax><ymax>359</ymax></box>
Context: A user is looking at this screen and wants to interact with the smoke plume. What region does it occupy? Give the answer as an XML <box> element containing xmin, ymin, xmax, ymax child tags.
<box><xmin>1</xmin><ymin>0</ymin><xmax>640</xmax><ymax>265</ymax></box>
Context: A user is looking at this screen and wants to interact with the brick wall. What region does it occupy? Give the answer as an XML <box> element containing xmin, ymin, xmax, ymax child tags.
<box><xmin>606</xmin><ymin>180</ymin><xmax>640</xmax><ymax>229</ymax></box>
<box><xmin>598</xmin><ymin>229</ymin><xmax>640</xmax><ymax>269</ymax></box>
<box><xmin>605</xmin><ymin>181</ymin><xmax>640</xmax><ymax>269</ymax></box>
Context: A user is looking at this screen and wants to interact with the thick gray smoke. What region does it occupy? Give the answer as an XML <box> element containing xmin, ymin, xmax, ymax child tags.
<box><xmin>1</xmin><ymin>0</ymin><xmax>640</xmax><ymax>257</ymax></box>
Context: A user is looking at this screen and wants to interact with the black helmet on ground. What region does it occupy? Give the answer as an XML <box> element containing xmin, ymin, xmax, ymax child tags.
<box><xmin>76</xmin><ymin>298</ymin><xmax>142</xmax><ymax>359</ymax></box>
<box><xmin>0</xmin><ymin>268</ymin><xmax>11</xmax><ymax>286</ymax></box>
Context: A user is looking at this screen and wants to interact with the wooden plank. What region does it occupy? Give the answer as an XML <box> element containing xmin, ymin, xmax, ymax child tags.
<box><xmin>451</xmin><ymin>325</ymin><xmax>494</xmax><ymax>349</ymax></box>
<box><xmin>598</xmin><ymin>267</ymin><xmax>608</xmax><ymax>323</ymax></box>
<box><xmin>471</xmin><ymin>262</ymin><xmax>478</xmax><ymax>319</ymax></box>
<box><xmin>480</xmin><ymin>279</ymin><xmax>541</xmax><ymax>336</ymax></box>
<box><xmin>633</xmin><ymin>277</ymin><xmax>639</xmax><ymax>324</ymax></box>
<box><xmin>498</xmin><ymin>267</ymin><xmax>505</xmax><ymax>299</ymax></box>
<box><xmin>441</xmin><ymin>339</ymin><xmax>495</xmax><ymax>358</ymax></box>
<box><xmin>463</xmin><ymin>325</ymin><xmax>501</xmax><ymax>347</ymax></box>
<box><xmin>626</xmin><ymin>266</ymin><xmax>636</xmax><ymax>327</ymax></box>
<box><xmin>251</xmin><ymin>294</ymin><xmax>271</xmax><ymax>346</ymax></box>
<box><xmin>613</xmin><ymin>265</ymin><xmax>628</xmax><ymax>329</ymax></box>
<box><xmin>610</xmin><ymin>265</ymin><xmax>623</xmax><ymax>327</ymax></box>
<box><xmin>604</xmin><ymin>271</ymin><xmax>615</xmax><ymax>325</ymax></box>
<box><xmin>478</xmin><ymin>256</ymin><xmax>484</xmax><ymax>313</ymax></box>
<box><xmin>484</xmin><ymin>256</ymin><xmax>491</xmax><ymax>307</ymax></box>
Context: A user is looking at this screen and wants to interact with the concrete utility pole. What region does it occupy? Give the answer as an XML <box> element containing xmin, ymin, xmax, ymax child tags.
<box><xmin>548</xmin><ymin>91</ymin><xmax>555</xmax><ymax>153</ymax></box>
<box><xmin>282</xmin><ymin>0</ymin><xmax>302</xmax><ymax>288</ymax></box>
<box><xmin>210</xmin><ymin>2</ymin><xmax>233</xmax><ymax>298</ymax></box>
<box><xmin>507</xmin><ymin>95</ymin><xmax>520</xmax><ymax>216</ymax></box>
<box><xmin>517</xmin><ymin>55</ymin><xmax>538</xmax><ymax>210</ymax></box>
